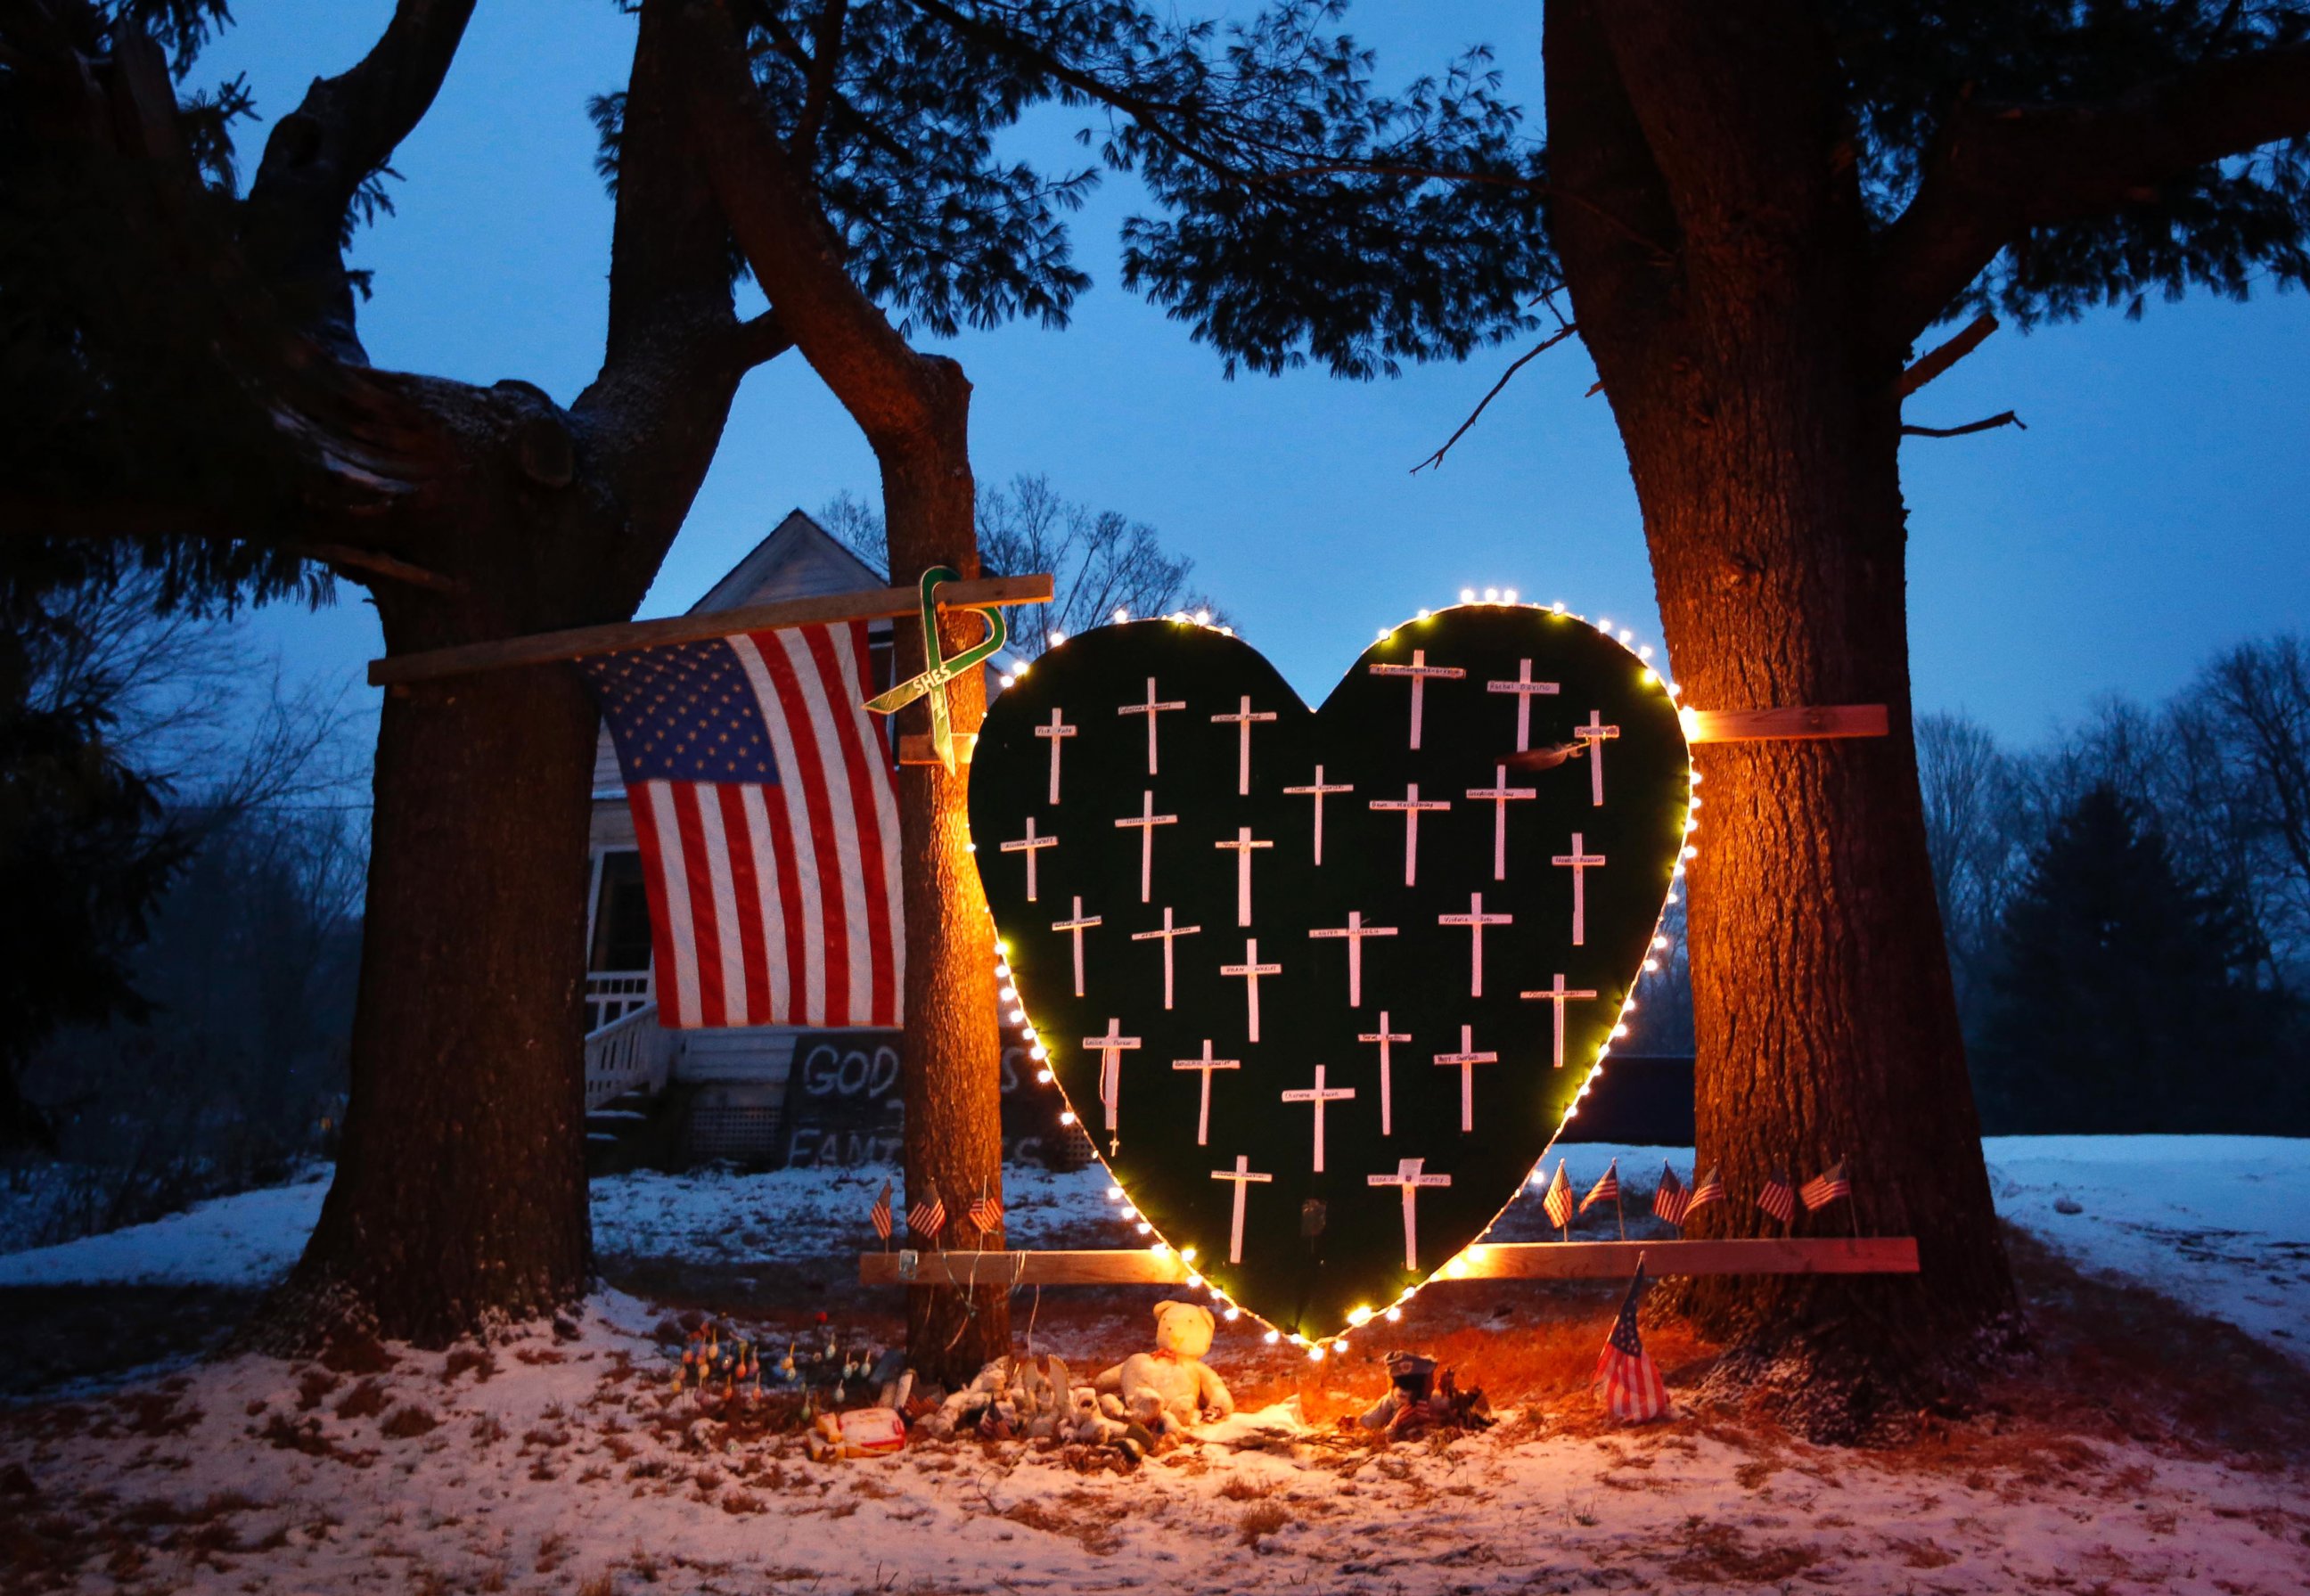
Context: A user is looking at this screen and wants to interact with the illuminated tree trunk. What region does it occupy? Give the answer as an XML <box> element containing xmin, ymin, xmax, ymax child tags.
<box><xmin>1546</xmin><ymin>0</ymin><xmax>2016</xmax><ymax>1432</ymax></box>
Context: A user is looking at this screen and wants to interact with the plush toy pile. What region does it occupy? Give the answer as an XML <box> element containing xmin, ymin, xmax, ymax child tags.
<box><xmin>919</xmin><ymin>1300</ymin><xmax>1235</xmax><ymax>1463</ymax></box>
<box><xmin>1356</xmin><ymin>1350</ymin><xmax>1494</xmax><ymax>1438</ymax></box>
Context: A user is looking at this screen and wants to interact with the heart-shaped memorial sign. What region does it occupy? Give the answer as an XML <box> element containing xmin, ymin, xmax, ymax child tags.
<box><xmin>968</xmin><ymin>604</ymin><xmax>1692</xmax><ymax>1342</ymax></box>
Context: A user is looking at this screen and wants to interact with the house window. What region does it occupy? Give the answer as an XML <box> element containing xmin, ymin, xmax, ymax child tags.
<box><xmin>589</xmin><ymin>851</ymin><xmax>653</xmax><ymax>974</ymax></box>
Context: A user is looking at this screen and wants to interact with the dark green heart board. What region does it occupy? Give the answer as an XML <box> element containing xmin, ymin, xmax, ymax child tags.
<box><xmin>968</xmin><ymin>605</ymin><xmax>1691</xmax><ymax>1342</ymax></box>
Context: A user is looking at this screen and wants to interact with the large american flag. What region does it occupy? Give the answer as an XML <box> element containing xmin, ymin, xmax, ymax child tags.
<box><xmin>581</xmin><ymin>623</ymin><xmax>903</xmax><ymax>1028</ymax></box>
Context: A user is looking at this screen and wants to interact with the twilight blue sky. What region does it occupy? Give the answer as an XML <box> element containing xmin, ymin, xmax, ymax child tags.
<box><xmin>209</xmin><ymin>2</ymin><xmax>2309</xmax><ymax>747</ymax></box>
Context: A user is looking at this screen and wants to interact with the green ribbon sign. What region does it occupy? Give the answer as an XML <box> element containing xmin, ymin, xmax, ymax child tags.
<box><xmin>863</xmin><ymin>566</ymin><xmax>1009</xmax><ymax>772</ymax></box>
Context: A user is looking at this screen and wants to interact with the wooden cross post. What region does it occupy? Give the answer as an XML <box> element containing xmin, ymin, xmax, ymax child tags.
<box><xmin>1278</xmin><ymin>1064</ymin><xmax>1356</xmax><ymax>1173</ymax></box>
<box><xmin>1281</xmin><ymin>765</ymin><xmax>1354</xmax><ymax>865</ymax></box>
<box><xmin>1212</xmin><ymin>826</ymin><xmax>1274</xmax><ymax>926</ymax></box>
<box><xmin>1369</xmin><ymin>782</ymin><xmax>1453</xmax><ymax>887</ymax></box>
<box><xmin>1307</xmin><ymin>910</ymin><xmax>1397</xmax><ymax>1007</ymax></box>
<box><xmin>1209</xmin><ymin>1155</ymin><xmax>1274</xmax><ymax>1265</ymax></box>
<box><xmin>1052</xmin><ymin>896</ymin><xmax>1102</xmax><ymax>997</ymax></box>
<box><xmin>1171</xmin><ymin>1041</ymin><xmax>1240</xmax><ymax>1146</ymax></box>
<box><xmin>1130</xmin><ymin>906</ymin><xmax>1201</xmax><ymax>1010</ymax></box>
<box><xmin>1369</xmin><ymin>1158</ymin><xmax>1453</xmax><ymax>1271</ymax></box>
<box><xmin>1113</xmin><ymin>790</ymin><xmax>1177</xmax><ymax>903</ymax></box>
<box><xmin>1082</xmin><ymin>1019</ymin><xmax>1143</xmax><ymax>1152</ymax></box>
<box><xmin>1220</xmin><ymin>938</ymin><xmax>1282</xmax><ymax>1044</ymax></box>
<box><xmin>1465</xmin><ymin>765</ymin><xmax>1537</xmax><ymax>880</ymax></box>
<box><xmin>1433</xmin><ymin>1024</ymin><xmax>1501</xmax><ymax>1134</ymax></box>
<box><xmin>1358</xmin><ymin>1011</ymin><xmax>1412</xmax><ymax>1135</ymax></box>
<box><xmin>1116</xmin><ymin>677</ymin><xmax>1186</xmax><ymax>775</ymax></box>
<box><xmin>1519</xmin><ymin>972</ymin><xmax>1600</xmax><ymax>1068</ymax></box>
<box><xmin>1209</xmin><ymin>695</ymin><xmax>1278</xmax><ymax>795</ymax></box>
<box><xmin>998</xmin><ymin>817</ymin><xmax>1057</xmax><ymax>902</ymax></box>
<box><xmin>1574</xmin><ymin>710</ymin><xmax>1621</xmax><ymax>806</ymax></box>
<box><xmin>1486</xmin><ymin>658</ymin><xmax>1560</xmax><ymax>750</ymax></box>
<box><xmin>1035</xmin><ymin>708</ymin><xmax>1077</xmax><ymax>804</ymax></box>
<box><xmin>1367</xmin><ymin>649</ymin><xmax>1467</xmax><ymax>749</ymax></box>
<box><xmin>1436</xmin><ymin>890</ymin><xmax>1514</xmax><ymax>998</ymax></box>
<box><xmin>1551</xmin><ymin>833</ymin><xmax>1608</xmax><ymax>945</ymax></box>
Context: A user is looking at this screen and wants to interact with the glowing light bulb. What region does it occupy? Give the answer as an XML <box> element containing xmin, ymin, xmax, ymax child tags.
<box><xmin>1653</xmin><ymin>936</ymin><xmax>1669</xmax><ymax>950</ymax></box>
<box><xmin>1224</xmin><ymin>1307</ymin><xmax>1241</xmax><ymax>1322</ymax></box>
<box><xmin>1377</xmin><ymin>627</ymin><xmax>1390</xmax><ymax>641</ymax></box>
<box><xmin>1348</xmin><ymin>1306</ymin><xmax>1373</xmax><ymax>1327</ymax></box>
<box><xmin>1307</xmin><ymin>1346</ymin><xmax>1325</xmax><ymax>1363</ymax></box>
<box><xmin>1644</xmin><ymin>958</ymin><xmax>1660</xmax><ymax>972</ymax></box>
<box><xmin>1135</xmin><ymin>1222</ymin><xmax>1152</xmax><ymax>1235</ymax></box>
<box><xmin>1618</xmin><ymin>628</ymin><xmax>1634</xmax><ymax>644</ymax></box>
<box><xmin>1186</xmin><ymin>1273</ymin><xmax>1204</xmax><ymax>1289</ymax></box>
<box><xmin>1639</xmin><ymin>645</ymin><xmax>1654</xmax><ymax>660</ymax></box>
<box><xmin>1196</xmin><ymin>609</ymin><xmax>1211</xmax><ymax>625</ymax></box>
<box><xmin>1059</xmin><ymin>1111</ymin><xmax>1077</xmax><ymax>1125</ymax></box>
<box><xmin>1105</xmin><ymin>1185</ymin><xmax>1124</xmax><ymax>1200</ymax></box>
<box><xmin>1385</xmin><ymin>1307</ymin><xmax>1403</xmax><ymax>1322</ymax></box>
<box><xmin>1036</xmin><ymin>1068</ymin><xmax>1053</xmax><ymax>1084</ymax></box>
<box><xmin>1331</xmin><ymin>1339</ymin><xmax>1348</xmax><ymax>1355</ymax></box>
<box><xmin>1264</xmin><ymin>1330</ymin><xmax>1281</xmax><ymax>1345</ymax></box>
<box><xmin>1461</xmin><ymin>587</ymin><xmax>1476</xmax><ymax>603</ymax></box>
<box><xmin>1597</xmin><ymin>617</ymin><xmax>1612</xmax><ymax>633</ymax></box>
<box><xmin>1483</xmin><ymin>586</ymin><xmax>1500</xmax><ymax>602</ymax></box>
<box><xmin>1181</xmin><ymin>1246</ymin><xmax>1198</xmax><ymax>1262</ymax></box>
<box><xmin>1049</xmin><ymin>630</ymin><xmax>1067</xmax><ymax>646</ymax></box>
<box><xmin>1612</xmin><ymin>1024</ymin><xmax>1630</xmax><ymax>1039</ymax></box>
<box><xmin>999</xmin><ymin>675</ymin><xmax>1014</xmax><ymax>689</ymax></box>
<box><xmin>1112</xmin><ymin>608</ymin><xmax>1129</xmax><ymax>624</ymax></box>
<box><xmin>1642</xmin><ymin>668</ymin><xmax>1659</xmax><ymax>685</ymax></box>
<box><xmin>1552</xmin><ymin>600</ymin><xmax>1567</xmax><ymax>614</ymax></box>
<box><xmin>1416</xmin><ymin>608</ymin><xmax>1430</xmax><ymax>620</ymax></box>
<box><xmin>1503</xmin><ymin>588</ymin><xmax>1519</xmax><ymax>603</ymax></box>
<box><xmin>1683</xmin><ymin>845</ymin><xmax>1700</xmax><ymax>860</ymax></box>
<box><xmin>1013</xmin><ymin>662</ymin><xmax>1030</xmax><ymax>677</ymax></box>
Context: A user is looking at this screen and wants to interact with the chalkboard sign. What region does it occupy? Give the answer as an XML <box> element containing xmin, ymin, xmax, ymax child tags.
<box><xmin>776</xmin><ymin>1027</ymin><xmax>1079</xmax><ymax>1169</ymax></box>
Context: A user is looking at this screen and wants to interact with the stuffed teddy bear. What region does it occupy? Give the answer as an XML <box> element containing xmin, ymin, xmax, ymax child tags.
<box><xmin>925</xmin><ymin>1352</ymin><xmax>1075</xmax><ymax>1439</ymax></box>
<box><xmin>1094</xmin><ymin>1299</ymin><xmax>1235</xmax><ymax>1434</ymax></box>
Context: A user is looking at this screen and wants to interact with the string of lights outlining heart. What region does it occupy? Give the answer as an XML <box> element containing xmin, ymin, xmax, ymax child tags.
<box><xmin>966</xmin><ymin>596</ymin><xmax>1698</xmax><ymax>1353</ymax></box>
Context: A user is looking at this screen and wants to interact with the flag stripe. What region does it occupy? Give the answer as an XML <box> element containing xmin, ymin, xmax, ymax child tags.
<box><xmin>635</xmin><ymin>782</ymin><xmax>702</xmax><ymax>1027</ymax></box>
<box><xmin>692</xmin><ymin>784</ymin><xmax>750</xmax><ymax>1024</ymax></box>
<box><xmin>716</xmin><ymin>784</ymin><xmax>770</xmax><ymax>1026</ymax></box>
<box><xmin>727</xmin><ymin>634</ymin><xmax>831</xmax><ymax>1024</ymax></box>
<box><xmin>799</xmin><ymin>623</ymin><xmax>899</xmax><ymax>1027</ymax></box>
<box><xmin>670</xmin><ymin>787</ymin><xmax>730</xmax><ymax>1026</ymax></box>
<box><xmin>737</xmin><ymin>785</ymin><xmax>793</xmax><ymax>1022</ymax></box>
<box><xmin>746</xmin><ymin>634</ymin><xmax>850</xmax><ymax>1024</ymax></box>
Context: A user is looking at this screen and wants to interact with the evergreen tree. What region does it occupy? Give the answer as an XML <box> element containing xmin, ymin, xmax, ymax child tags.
<box><xmin>1979</xmin><ymin>784</ymin><xmax>2289</xmax><ymax>1134</ymax></box>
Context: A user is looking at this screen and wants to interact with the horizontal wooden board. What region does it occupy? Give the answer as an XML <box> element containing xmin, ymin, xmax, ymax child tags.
<box><xmin>1685</xmin><ymin>704</ymin><xmax>1889</xmax><ymax>743</ymax></box>
<box><xmin>899</xmin><ymin>732</ymin><xmax>979</xmax><ymax>766</ymax></box>
<box><xmin>369</xmin><ymin>573</ymin><xmax>1053</xmax><ymax>686</ymax></box>
<box><xmin>859</xmin><ymin>1236</ymin><xmax>1917</xmax><ymax>1287</ymax></box>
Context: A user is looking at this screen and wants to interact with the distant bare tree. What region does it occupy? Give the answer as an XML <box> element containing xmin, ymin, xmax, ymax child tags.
<box><xmin>825</xmin><ymin>474</ymin><xmax>1221</xmax><ymax>657</ymax></box>
<box><xmin>2199</xmin><ymin>636</ymin><xmax>2310</xmax><ymax>970</ymax></box>
<box><xmin>1915</xmin><ymin>712</ymin><xmax>2027</xmax><ymax>1030</ymax></box>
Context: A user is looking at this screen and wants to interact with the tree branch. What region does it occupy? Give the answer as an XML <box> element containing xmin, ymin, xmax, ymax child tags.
<box><xmin>242</xmin><ymin>0</ymin><xmax>478</xmax><ymax>344</ymax></box>
<box><xmin>1900</xmin><ymin>410</ymin><xmax>2026</xmax><ymax>439</ymax></box>
<box><xmin>793</xmin><ymin>0</ymin><xmax>848</xmax><ymax>159</ymax></box>
<box><xmin>676</xmin><ymin>0</ymin><xmax>955</xmax><ymax>447</ymax></box>
<box><xmin>1896</xmin><ymin>310</ymin><xmax>1998</xmax><ymax>399</ymax></box>
<box><xmin>1874</xmin><ymin>45</ymin><xmax>2310</xmax><ymax>346</ymax></box>
<box><xmin>1411</xmin><ymin>324</ymin><xmax>1582</xmax><ymax>473</ymax></box>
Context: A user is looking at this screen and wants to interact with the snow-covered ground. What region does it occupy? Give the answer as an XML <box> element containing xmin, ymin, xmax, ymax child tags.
<box><xmin>5</xmin><ymin>1137</ymin><xmax>2303</xmax><ymax>1363</ymax></box>
<box><xmin>3</xmin><ymin>1288</ymin><xmax>2304</xmax><ymax>1595</ymax></box>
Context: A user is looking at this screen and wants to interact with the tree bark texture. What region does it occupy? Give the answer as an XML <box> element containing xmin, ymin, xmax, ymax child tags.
<box><xmin>1545</xmin><ymin>0</ymin><xmax>2016</xmax><ymax>1432</ymax></box>
<box><xmin>683</xmin><ymin>0</ymin><xmax>1010</xmax><ymax>1384</ymax></box>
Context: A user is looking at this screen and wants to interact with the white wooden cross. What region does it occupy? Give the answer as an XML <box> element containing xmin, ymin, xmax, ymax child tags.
<box><xmin>1210</xmin><ymin>695</ymin><xmax>1278</xmax><ymax>796</ymax></box>
<box><xmin>1307</xmin><ymin>910</ymin><xmax>1397</xmax><ymax>1007</ymax></box>
<box><xmin>1486</xmin><ymin>659</ymin><xmax>1560</xmax><ymax>751</ymax></box>
<box><xmin>1436</xmin><ymin>890</ymin><xmax>1514</xmax><ymax>998</ymax></box>
<box><xmin>1574</xmin><ymin>709</ymin><xmax>1621</xmax><ymax>806</ymax></box>
<box><xmin>1035</xmin><ymin>708</ymin><xmax>1077</xmax><ymax>804</ymax></box>
<box><xmin>1083</xmin><ymin>1018</ymin><xmax>1143</xmax><ymax>1149</ymax></box>
<box><xmin>1358</xmin><ymin>1011</ymin><xmax>1411</xmax><ymax>1135</ymax></box>
<box><xmin>1220</xmin><ymin>937</ymin><xmax>1282</xmax><ymax>1043</ymax></box>
<box><xmin>1519</xmin><ymin>971</ymin><xmax>1600</xmax><ymax>1067</ymax></box>
<box><xmin>1367</xmin><ymin>648</ymin><xmax>1466</xmax><ymax>749</ymax></box>
<box><xmin>1369</xmin><ymin>782</ymin><xmax>1453</xmax><ymax>887</ymax></box>
<box><xmin>1551</xmin><ymin>832</ymin><xmax>1608</xmax><ymax>945</ymax></box>
<box><xmin>1113</xmin><ymin>789</ymin><xmax>1177</xmax><ymax>903</ymax></box>
<box><xmin>1368</xmin><ymin>1157</ymin><xmax>1452</xmax><ymax>1271</ymax></box>
<box><xmin>1210</xmin><ymin>1154</ymin><xmax>1274</xmax><ymax>1265</ymax></box>
<box><xmin>1281</xmin><ymin>765</ymin><xmax>1355</xmax><ymax>865</ymax></box>
<box><xmin>1465</xmin><ymin>764</ymin><xmax>1537</xmax><ymax>880</ymax></box>
<box><xmin>1212</xmin><ymin>825</ymin><xmax>1274</xmax><ymax>926</ymax></box>
<box><xmin>1432</xmin><ymin>1024</ymin><xmax>1500</xmax><ymax>1134</ymax></box>
<box><xmin>1116</xmin><ymin>677</ymin><xmax>1186</xmax><ymax>774</ymax></box>
<box><xmin>1171</xmin><ymin>1040</ymin><xmax>1239</xmax><ymax>1146</ymax></box>
<box><xmin>1130</xmin><ymin>905</ymin><xmax>1201</xmax><ymax>1010</ymax></box>
<box><xmin>1052</xmin><ymin>895</ymin><xmax>1102</xmax><ymax>996</ymax></box>
<box><xmin>1279</xmin><ymin>1063</ymin><xmax>1356</xmax><ymax>1173</ymax></box>
<box><xmin>999</xmin><ymin>816</ymin><xmax>1057</xmax><ymax>902</ymax></box>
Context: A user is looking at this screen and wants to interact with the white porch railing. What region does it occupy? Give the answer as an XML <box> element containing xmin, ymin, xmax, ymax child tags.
<box><xmin>586</xmin><ymin>969</ymin><xmax>653</xmax><ymax>1033</ymax></box>
<box><xmin>585</xmin><ymin>1003</ymin><xmax>676</xmax><ymax>1112</ymax></box>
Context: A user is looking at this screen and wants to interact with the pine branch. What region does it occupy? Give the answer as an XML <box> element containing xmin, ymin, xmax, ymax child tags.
<box><xmin>1874</xmin><ymin>45</ymin><xmax>2310</xmax><ymax>346</ymax></box>
<box><xmin>1411</xmin><ymin>324</ymin><xmax>1582</xmax><ymax>473</ymax></box>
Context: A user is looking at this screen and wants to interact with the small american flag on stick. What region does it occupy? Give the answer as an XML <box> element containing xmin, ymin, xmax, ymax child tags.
<box><xmin>1594</xmin><ymin>1261</ymin><xmax>1668</xmax><ymax>1422</ymax></box>
<box><xmin>869</xmin><ymin>1179</ymin><xmax>893</xmax><ymax>1244</ymax></box>
<box><xmin>1800</xmin><ymin>1160</ymin><xmax>1852</xmax><ymax>1212</ymax></box>
<box><xmin>1684</xmin><ymin>1166</ymin><xmax>1724</xmax><ymax>1218</ymax></box>
<box><xmin>968</xmin><ymin>1191</ymin><xmax>1004</xmax><ymax>1234</ymax></box>
<box><xmin>1651</xmin><ymin>1165</ymin><xmax>1687</xmax><ymax>1224</ymax></box>
<box><xmin>1579</xmin><ymin>1159</ymin><xmax>1620</xmax><ymax>1214</ymax></box>
<box><xmin>906</xmin><ymin>1181</ymin><xmax>946</xmax><ymax>1244</ymax></box>
<box><xmin>1757</xmin><ymin>1169</ymin><xmax>1796</xmax><ymax>1228</ymax></box>
<box><xmin>1542</xmin><ymin>1160</ymin><xmax>1575</xmax><ymax>1232</ymax></box>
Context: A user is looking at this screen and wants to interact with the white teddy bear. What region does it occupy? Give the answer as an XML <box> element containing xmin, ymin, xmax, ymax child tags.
<box><xmin>1094</xmin><ymin>1299</ymin><xmax>1235</xmax><ymax>1433</ymax></box>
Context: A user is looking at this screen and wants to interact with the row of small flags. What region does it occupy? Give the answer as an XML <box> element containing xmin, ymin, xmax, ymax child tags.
<box><xmin>1543</xmin><ymin>1158</ymin><xmax>1855</xmax><ymax>1233</ymax></box>
<box><xmin>870</xmin><ymin>1179</ymin><xmax>1003</xmax><ymax>1247</ymax></box>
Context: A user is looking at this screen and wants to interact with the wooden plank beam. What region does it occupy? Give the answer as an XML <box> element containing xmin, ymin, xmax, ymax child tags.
<box><xmin>367</xmin><ymin>573</ymin><xmax>1053</xmax><ymax>688</ymax></box>
<box><xmin>857</xmin><ymin>1236</ymin><xmax>1917</xmax><ymax>1287</ymax></box>
<box><xmin>899</xmin><ymin>732</ymin><xmax>978</xmax><ymax>766</ymax></box>
<box><xmin>1685</xmin><ymin>704</ymin><xmax>1888</xmax><ymax>744</ymax></box>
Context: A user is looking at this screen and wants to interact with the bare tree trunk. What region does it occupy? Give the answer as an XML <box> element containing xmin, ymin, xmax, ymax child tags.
<box><xmin>1547</xmin><ymin>0</ymin><xmax>2016</xmax><ymax>1436</ymax></box>
<box><xmin>288</xmin><ymin>642</ymin><xmax>599</xmax><ymax>1343</ymax></box>
<box><xmin>881</xmin><ymin>372</ymin><xmax>1010</xmax><ymax>1384</ymax></box>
